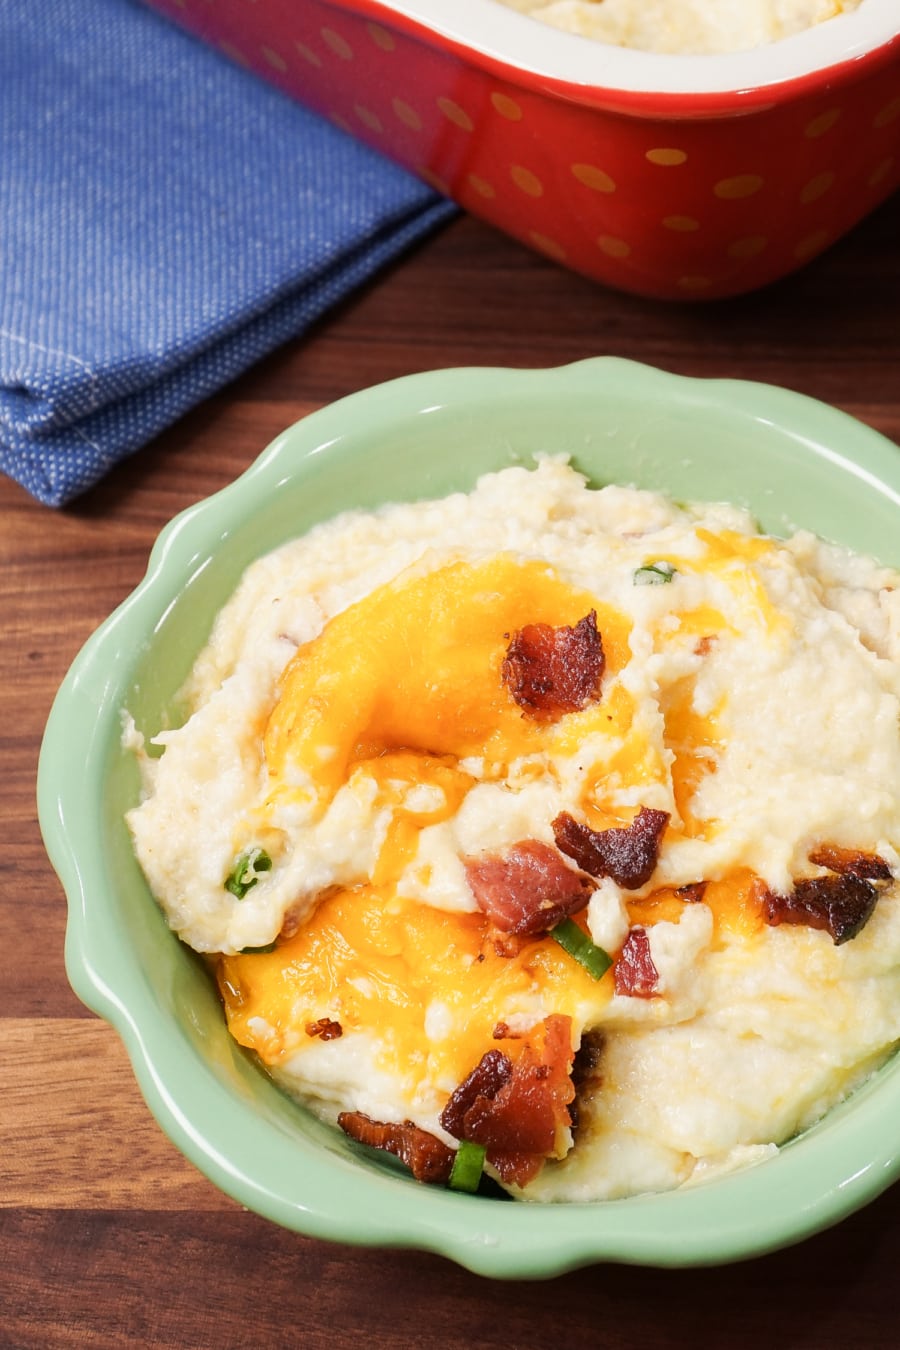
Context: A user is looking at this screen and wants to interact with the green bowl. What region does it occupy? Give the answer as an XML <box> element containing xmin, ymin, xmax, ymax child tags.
<box><xmin>38</xmin><ymin>358</ymin><xmax>900</xmax><ymax>1278</ymax></box>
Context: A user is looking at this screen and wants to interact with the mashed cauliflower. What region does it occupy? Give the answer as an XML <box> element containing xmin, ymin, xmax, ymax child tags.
<box><xmin>497</xmin><ymin>1</ymin><xmax>863</xmax><ymax>55</ymax></box>
<box><xmin>127</xmin><ymin>459</ymin><xmax>900</xmax><ymax>1201</ymax></box>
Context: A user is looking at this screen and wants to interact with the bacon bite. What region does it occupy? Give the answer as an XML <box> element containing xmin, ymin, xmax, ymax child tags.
<box><xmin>305</xmin><ymin>1017</ymin><xmax>343</xmax><ymax>1041</ymax></box>
<box><xmin>464</xmin><ymin>839</ymin><xmax>594</xmax><ymax>935</ymax></box>
<box><xmin>439</xmin><ymin>1049</ymin><xmax>512</xmax><ymax>1140</ymax></box>
<box><xmin>807</xmin><ymin>844</ymin><xmax>893</xmax><ymax>882</ymax></box>
<box><xmin>553</xmin><ymin>807</ymin><xmax>669</xmax><ymax>890</ymax></box>
<box><xmin>337</xmin><ymin>1112</ymin><xmax>455</xmax><ymax>1184</ymax></box>
<box><xmin>439</xmin><ymin>1014</ymin><xmax>576</xmax><ymax>1188</ymax></box>
<box><xmin>763</xmin><ymin>874</ymin><xmax>881</xmax><ymax>946</ymax></box>
<box><xmin>502</xmin><ymin>611</ymin><xmax>604</xmax><ymax>716</ymax></box>
<box><xmin>338</xmin><ymin>1018</ymin><xmax>577</xmax><ymax>1191</ymax></box>
<box><xmin>764</xmin><ymin>845</ymin><xmax>892</xmax><ymax>945</ymax></box>
<box><xmin>614</xmin><ymin>927</ymin><xmax>660</xmax><ymax>998</ymax></box>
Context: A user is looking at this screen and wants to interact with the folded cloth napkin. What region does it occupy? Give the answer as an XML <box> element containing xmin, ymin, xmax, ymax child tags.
<box><xmin>0</xmin><ymin>0</ymin><xmax>456</xmax><ymax>506</ymax></box>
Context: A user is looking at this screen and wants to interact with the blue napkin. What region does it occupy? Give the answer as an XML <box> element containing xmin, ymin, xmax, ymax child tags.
<box><xmin>0</xmin><ymin>0</ymin><xmax>455</xmax><ymax>506</ymax></box>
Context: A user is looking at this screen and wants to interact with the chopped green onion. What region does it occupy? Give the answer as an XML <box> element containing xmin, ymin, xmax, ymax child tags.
<box><xmin>449</xmin><ymin>1140</ymin><xmax>487</xmax><ymax>1193</ymax></box>
<box><xmin>633</xmin><ymin>561</ymin><xmax>677</xmax><ymax>586</ymax></box>
<box><xmin>238</xmin><ymin>942</ymin><xmax>277</xmax><ymax>955</ymax></box>
<box><xmin>224</xmin><ymin>846</ymin><xmax>273</xmax><ymax>899</ymax></box>
<box><xmin>551</xmin><ymin>918</ymin><xmax>613</xmax><ymax>980</ymax></box>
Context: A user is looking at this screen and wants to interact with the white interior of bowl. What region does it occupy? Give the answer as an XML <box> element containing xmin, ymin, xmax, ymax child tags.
<box><xmin>382</xmin><ymin>0</ymin><xmax>897</xmax><ymax>95</ymax></box>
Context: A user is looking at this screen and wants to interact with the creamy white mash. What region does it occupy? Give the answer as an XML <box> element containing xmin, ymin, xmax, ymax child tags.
<box><xmin>497</xmin><ymin>0</ymin><xmax>863</xmax><ymax>55</ymax></box>
<box><xmin>127</xmin><ymin>459</ymin><xmax>900</xmax><ymax>1201</ymax></box>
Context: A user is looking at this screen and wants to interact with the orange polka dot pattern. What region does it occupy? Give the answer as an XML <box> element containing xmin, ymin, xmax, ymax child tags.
<box><xmin>149</xmin><ymin>0</ymin><xmax>900</xmax><ymax>300</ymax></box>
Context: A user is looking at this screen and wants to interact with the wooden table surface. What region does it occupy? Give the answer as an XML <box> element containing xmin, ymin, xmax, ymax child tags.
<box><xmin>3</xmin><ymin>199</ymin><xmax>900</xmax><ymax>1349</ymax></box>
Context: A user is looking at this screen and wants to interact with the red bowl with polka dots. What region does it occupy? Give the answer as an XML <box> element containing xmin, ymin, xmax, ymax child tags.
<box><xmin>150</xmin><ymin>0</ymin><xmax>899</xmax><ymax>299</ymax></box>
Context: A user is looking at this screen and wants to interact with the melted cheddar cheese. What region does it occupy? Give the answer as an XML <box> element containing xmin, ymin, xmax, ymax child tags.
<box><xmin>220</xmin><ymin>890</ymin><xmax>611</xmax><ymax>1089</ymax></box>
<box><xmin>263</xmin><ymin>555</ymin><xmax>632</xmax><ymax>804</ymax></box>
<box><xmin>220</xmin><ymin>549</ymin><xmax>761</xmax><ymax>1087</ymax></box>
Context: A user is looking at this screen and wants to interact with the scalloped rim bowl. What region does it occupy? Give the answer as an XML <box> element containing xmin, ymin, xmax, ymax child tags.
<box><xmin>39</xmin><ymin>358</ymin><xmax>900</xmax><ymax>1278</ymax></box>
<box><xmin>384</xmin><ymin>0</ymin><xmax>899</xmax><ymax>98</ymax></box>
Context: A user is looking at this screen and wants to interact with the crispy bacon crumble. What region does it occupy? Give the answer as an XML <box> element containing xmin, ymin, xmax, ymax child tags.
<box><xmin>614</xmin><ymin>927</ymin><xmax>661</xmax><ymax>998</ymax></box>
<box><xmin>305</xmin><ymin>1017</ymin><xmax>343</xmax><ymax>1041</ymax></box>
<box><xmin>464</xmin><ymin>839</ymin><xmax>594</xmax><ymax>935</ymax></box>
<box><xmin>337</xmin><ymin>1112</ymin><xmax>455</xmax><ymax>1184</ymax></box>
<box><xmin>337</xmin><ymin>1019</ymin><xmax>577</xmax><ymax>1191</ymax></box>
<box><xmin>808</xmin><ymin>844</ymin><xmax>893</xmax><ymax>882</ymax></box>
<box><xmin>502</xmin><ymin>611</ymin><xmax>604</xmax><ymax>716</ymax></box>
<box><xmin>763</xmin><ymin>874</ymin><xmax>881</xmax><ymax>946</ymax></box>
<box><xmin>440</xmin><ymin>1015</ymin><xmax>576</xmax><ymax>1188</ymax></box>
<box><xmin>762</xmin><ymin>844</ymin><xmax>893</xmax><ymax>944</ymax></box>
<box><xmin>553</xmin><ymin>807</ymin><xmax>670</xmax><ymax>890</ymax></box>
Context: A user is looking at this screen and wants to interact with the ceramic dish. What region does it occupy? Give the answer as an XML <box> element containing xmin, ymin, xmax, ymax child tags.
<box><xmin>145</xmin><ymin>0</ymin><xmax>900</xmax><ymax>298</ymax></box>
<box><xmin>39</xmin><ymin>358</ymin><xmax>900</xmax><ymax>1277</ymax></box>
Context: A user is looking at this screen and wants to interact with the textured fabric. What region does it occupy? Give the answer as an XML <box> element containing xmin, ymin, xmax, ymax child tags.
<box><xmin>0</xmin><ymin>0</ymin><xmax>455</xmax><ymax>506</ymax></box>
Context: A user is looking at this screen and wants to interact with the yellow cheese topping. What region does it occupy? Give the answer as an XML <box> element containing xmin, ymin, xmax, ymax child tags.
<box><xmin>219</xmin><ymin>873</ymin><xmax>766</xmax><ymax>1082</ymax></box>
<box><xmin>627</xmin><ymin>870</ymin><xmax>767</xmax><ymax>943</ymax></box>
<box><xmin>220</xmin><ymin>891</ymin><xmax>610</xmax><ymax>1087</ymax></box>
<box><xmin>220</xmin><ymin>545</ymin><xmax>771</xmax><ymax>1093</ymax></box>
<box><xmin>263</xmin><ymin>555</ymin><xmax>632</xmax><ymax>805</ymax></box>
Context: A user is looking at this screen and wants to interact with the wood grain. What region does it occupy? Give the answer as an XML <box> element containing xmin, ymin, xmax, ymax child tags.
<box><xmin>2</xmin><ymin>1189</ymin><xmax>900</xmax><ymax>1350</ymax></box>
<box><xmin>3</xmin><ymin>199</ymin><xmax>900</xmax><ymax>1348</ymax></box>
<box><xmin>3</xmin><ymin>1022</ymin><xmax>234</xmax><ymax>1210</ymax></box>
